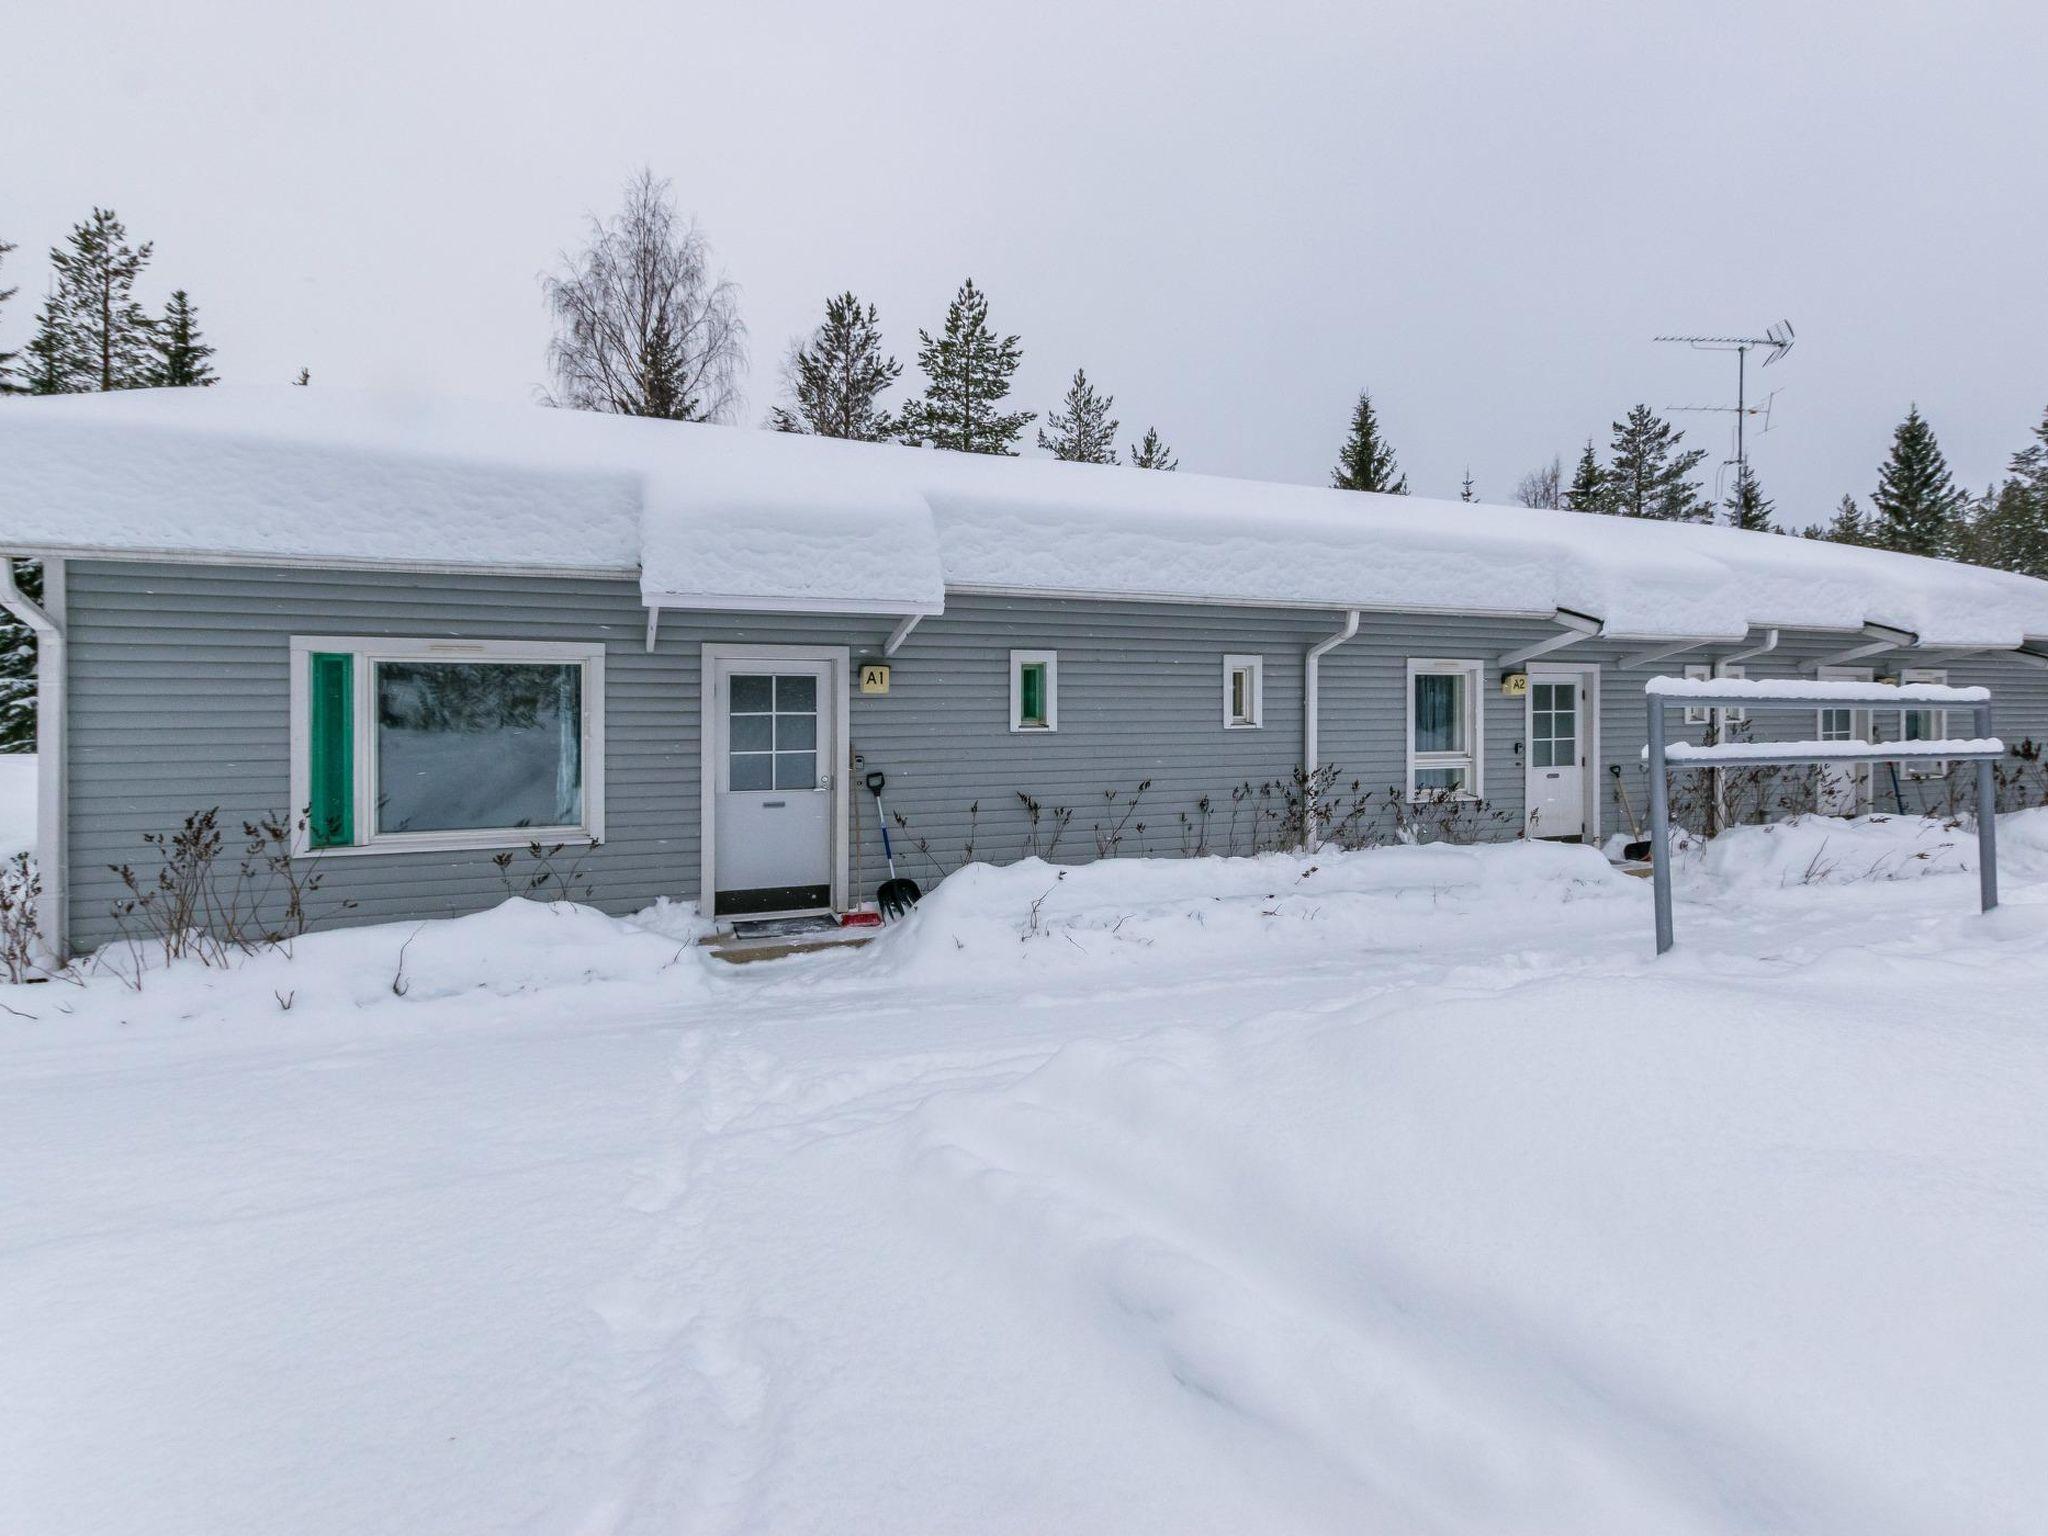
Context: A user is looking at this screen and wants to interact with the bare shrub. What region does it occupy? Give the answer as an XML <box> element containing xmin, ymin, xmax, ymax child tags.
<box><xmin>0</xmin><ymin>852</ymin><xmax>42</xmax><ymax>983</ymax></box>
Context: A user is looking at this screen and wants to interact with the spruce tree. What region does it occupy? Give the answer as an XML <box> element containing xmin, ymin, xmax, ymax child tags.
<box><xmin>1870</xmin><ymin>404</ymin><xmax>1966</xmax><ymax>557</ymax></box>
<box><xmin>0</xmin><ymin>239</ymin><xmax>17</xmax><ymax>393</ymax></box>
<box><xmin>1724</xmin><ymin>462</ymin><xmax>1774</xmax><ymax>531</ymax></box>
<box><xmin>1966</xmin><ymin>406</ymin><xmax>2048</xmax><ymax>576</ymax></box>
<box><xmin>0</xmin><ymin>559</ymin><xmax>42</xmax><ymax>751</ymax></box>
<box><xmin>151</xmin><ymin>290</ymin><xmax>217</xmax><ymax>387</ymax></box>
<box><xmin>1604</xmin><ymin>406</ymin><xmax>1709</xmax><ymax>520</ymax></box>
<box><xmin>1460</xmin><ymin>468</ymin><xmax>1476</xmax><ymax>502</ymax></box>
<box><xmin>1128</xmin><ymin>426</ymin><xmax>1178</xmax><ymax>470</ymax></box>
<box><xmin>1812</xmin><ymin>493</ymin><xmax>1871</xmax><ymax>545</ymax></box>
<box><xmin>293</xmin><ymin>367</ymin><xmax>311</xmax><ymax>386</ymax></box>
<box><xmin>49</xmin><ymin>208</ymin><xmax>157</xmax><ymax>391</ymax></box>
<box><xmin>1037</xmin><ymin>368</ymin><xmax>1119</xmax><ymax>463</ymax></box>
<box><xmin>769</xmin><ymin>291</ymin><xmax>901</xmax><ymax>440</ymax></box>
<box><xmin>23</xmin><ymin>294</ymin><xmax>76</xmax><ymax>395</ymax></box>
<box><xmin>1564</xmin><ymin>440</ymin><xmax>1605</xmax><ymax>512</ymax></box>
<box><xmin>1966</xmin><ymin>478</ymin><xmax>2048</xmax><ymax>577</ymax></box>
<box><xmin>1329</xmin><ymin>390</ymin><xmax>1407</xmax><ymax>493</ymax></box>
<box><xmin>897</xmin><ymin>279</ymin><xmax>1034</xmax><ymax>454</ymax></box>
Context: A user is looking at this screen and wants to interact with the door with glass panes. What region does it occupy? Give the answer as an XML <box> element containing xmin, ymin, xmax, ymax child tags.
<box><xmin>1525</xmin><ymin>669</ymin><xmax>1589</xmax><ymax>839</ymax></box>
<box><xmin>712</xmin><ymin>656</ymin><xmax>835</xmax><ymax>914</ymax></box>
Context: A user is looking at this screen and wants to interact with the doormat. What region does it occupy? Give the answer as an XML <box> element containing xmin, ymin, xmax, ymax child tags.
<box><xmin>729</xmin><ymin>914</ymin><xmax>841</xmax><ymax>940</ymax></box>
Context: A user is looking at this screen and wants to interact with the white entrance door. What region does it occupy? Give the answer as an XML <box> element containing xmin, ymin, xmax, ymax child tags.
<box><xmin>1526</xmin><ymin>672</ymin><xmax>1587</xmax><ymax>839</ymax></box>
<box><xmin>1815</xmin><ymin>665</ymin><xmax>1872</xmax><ymax>816</ymax></box>
<box><xmin>713</xmin><ymin>657</ymin><xmax>835</xmax><ymax>914</ymax></box>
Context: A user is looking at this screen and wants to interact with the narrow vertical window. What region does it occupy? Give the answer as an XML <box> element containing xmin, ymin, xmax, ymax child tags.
<box><xmin>1010</xmin><ymin>650</ymin><xmax>1057</xmax><ymax>731</ymax></box>
<box><xmin>307</xmin><ymin>651</ymin><xmax>354</xmax><ymax>848</ymax></box>
<box><xmin>1898</xmin><ymin>667</ymin><xmax>1948</xmax><ymax>778</ymax></box>
<box><xmin>1407</xmin><ymin>659</ymin><xmax>1483</xmax><ymax>798</ymax></box>
<box><xmin>1223</xmin><ymin>654</ymin><xmax>1263</xmax><ymax>728</ymax></box>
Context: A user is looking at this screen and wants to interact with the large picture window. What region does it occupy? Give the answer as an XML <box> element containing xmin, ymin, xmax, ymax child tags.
<box><xmin>1407</xmin><ymin>658</ymin><xmax>1483</xmax><ymax>799</ymax></box>
<box><xmin>292</xmin><ymin>637</ymin><xmax>605</xmax><ymax>853</ymax></box>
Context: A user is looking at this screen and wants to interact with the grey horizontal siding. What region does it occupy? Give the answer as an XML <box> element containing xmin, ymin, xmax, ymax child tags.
<box><xmin>57</xmin><ymin>558</ymin><xmax>2048</xmax><ymax>952</ymax></box>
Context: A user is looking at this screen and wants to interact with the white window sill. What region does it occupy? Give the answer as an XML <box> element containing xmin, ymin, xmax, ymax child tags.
<box><xmin>1010</xmin><ymin>724</ymin><xmax>1056</xmax><ymax>734</ymax></box>
<box><xmin>1224</xmin><ymin>721</ymin><xmax>1262</xmax><ymax>731</ymax></box>
<box><xmin>304</xmin><ymin>830</ymin><xmax>600</xmax><ymax>858</ymax></box>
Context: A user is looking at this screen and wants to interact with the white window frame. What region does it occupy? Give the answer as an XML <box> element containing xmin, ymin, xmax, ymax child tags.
<box><xmin>1898</xmin><ymin>666</ymin><xmax>1948</xmax><ymax>779</ymax></box>
<box><xmin>1010</xmin><ymin>649</ymin><xmax>1058</xmax><ymax>732</ymax></box>
<box><xmin>1406</xmin><ymin>658</ymin><xmax>1484</xmax><ymax>800</ymax></box>
<box><xmin>1683</xmin><ymin>661</ymin><xmax>1746</xmax><ymax>726</ymax></box>
<box><xmin>289</xmin><ymin>635</ymin><xmax>606</xmax><ymax>856</ymax></box>
<box><xmin>1223</xmin><ymin>653</ymin><xmax>1264</xmax><ymax>729</ymax></box>
<box><xmin>1682</xmin><ymin>663</ymin><xmax>1713</xmax><ymax>725</ymax></box>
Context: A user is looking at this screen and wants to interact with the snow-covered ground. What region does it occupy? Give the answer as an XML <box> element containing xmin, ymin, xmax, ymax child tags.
<box><xmin>4</xmin><ymin>817</ymin><xmax>2047</xmax><ymax>1534</ymax></box>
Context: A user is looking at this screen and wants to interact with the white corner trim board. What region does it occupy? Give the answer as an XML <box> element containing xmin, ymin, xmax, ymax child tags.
<box><xmin>0</xmin><ymin>555</ymin><xmax>65</xmax><ymax>962</ymax></box>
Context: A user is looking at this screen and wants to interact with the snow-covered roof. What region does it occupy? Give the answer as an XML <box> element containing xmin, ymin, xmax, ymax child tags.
<box><xmin>6</xmin><ymin>387</ymin><xmax>2048</xmax><ymax>647</ymax></box>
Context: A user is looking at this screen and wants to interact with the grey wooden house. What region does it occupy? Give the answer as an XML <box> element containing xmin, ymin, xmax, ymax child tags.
<box><xmin>7</xmin><ymin>389</ymin><xmax>2048</xmax><ymax>957</ymax></box>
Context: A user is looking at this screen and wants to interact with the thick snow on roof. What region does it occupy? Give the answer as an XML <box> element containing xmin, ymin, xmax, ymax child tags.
<box><xmin>6</xmin><ymin>387</ymin><xmax>2048</xmax><ymax>645</ymax></box>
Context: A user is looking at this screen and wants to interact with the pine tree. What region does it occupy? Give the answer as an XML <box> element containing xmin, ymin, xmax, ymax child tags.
<box><xmin>1564</xmin><ymin>440</ymin><xmax>1605</xmax><ymax>512</ymax></box>
<box><xmin>1037</xmin><ymin>368</ymin><xmax>1119</xmax><ymax>463</ymax></box>
<box><xmin>0</xmin><ymin>559</ymin><xmax>42</xmax><ymax>751</ymax></box>
<box><xmin>0</xmin><ymin>239</ymin><xmax>18</xmax><ymax>393</ymax></box>
<box><xmin>1460</xmin><ymin>468</ymin><xmax>1476</xmax><ymax>502</ymax></box>
<box><xmin>1725</xmin><ymin>462</ymin><xmax>1774</xmax><ymax>531</ymax></box>
<box><xmin>1965</xmin><ymin>406</ymin><xmax>2048</xmax><ymax>576</ymax></box>
<box><xmin>49</xmin><ymin>208</ymin><xmax>157</xmax><ymax>391</ymax></box>
<box><xmin>150</xmin><ymin>289</ymin><xmax>217</xmax><ymax>387</ymax></box>
<box><xmin>1329</xmin><ymin>390</ymin><xmax>1407</xmax><ymax>494</ymax></box>
<box><xmin>769</xmin><ymin>291</ymin><xmax>901</xmax><ymax>440</ymax></box>
<box><xmin>897</xmin><ymin>279</ymin><xmax>1034</xmax><ymax>454</ymax></box>
<box><xmin>2006</xmin><ymin>403</ymin><xmax>2048</xmax><ymax>512</ymax></box>
<box><xmin>292</xmin><ymin>366</ymin><xmax>311</xmax><ymax>386</ymax></box>
<box><xmin>1128</xmin><ymin>426</ymin><xmax>1177</xmax><ymax>470</ymax></box>
<box><xmin>1870</xmin><ymin>404</ymin><xmax>1966</xmax><ymax>557</ymax></box>
<box><xmin>1603</xmin><ymin>406</ymin><xmax>1709</xmax><ymax>520</ymax></box>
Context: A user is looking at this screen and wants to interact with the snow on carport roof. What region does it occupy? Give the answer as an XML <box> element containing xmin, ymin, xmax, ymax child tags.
<box><xmin>5</xmin><ymin>386</ymin><xmax>2047</xmax><ymax>647</ymax></box>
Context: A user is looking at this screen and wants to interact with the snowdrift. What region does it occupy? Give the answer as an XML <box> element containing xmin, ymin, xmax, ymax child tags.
<box><xmin>1677</xmin><ymin>807</ymin><xmax>2048</xmax><ymax>892</ymax></box>
<box><xmin>862</xmin><ymin>840</ymin><xmax>1631</xmax><ymax>978</ymax></box>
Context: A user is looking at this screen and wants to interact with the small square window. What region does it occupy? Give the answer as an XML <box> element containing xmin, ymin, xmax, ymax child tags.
<box><xmin>1223</xmin><ymin>654</ymin><xmax>1263</xmax><ymax>728</ymax></box>
<box><xmin>1010</xmin><ymin>650</ymin><xmax>1057</xmax><ymax>732</ymax></box>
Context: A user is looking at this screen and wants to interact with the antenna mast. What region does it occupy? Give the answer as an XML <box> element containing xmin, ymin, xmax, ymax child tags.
<box><xmin>1653</xmin><ymin>321</ymin><xmax>1795</xmax><ymax>523</ymax></box>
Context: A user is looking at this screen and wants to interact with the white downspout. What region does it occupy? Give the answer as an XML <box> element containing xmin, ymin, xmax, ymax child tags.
<box><xmin>1302</xmin><ymin>609</ymin><xmax>1360</xmax><ymax>850</ymax></box>
<box><xmin>0</xmin><ymin>556</ymin><xmax>64</xmax><ymax>965</ymax></box>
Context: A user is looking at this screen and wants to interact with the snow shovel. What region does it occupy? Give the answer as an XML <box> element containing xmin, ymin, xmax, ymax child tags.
<box><xmin>865</xmin><ymin>771</ymin><xmax>922</xmax><ymax>918</ymax></box>
<box><xmin>1611</xmin><ymin>764</ymin><xmax>1653</xmax><ymax>862</ymax></box>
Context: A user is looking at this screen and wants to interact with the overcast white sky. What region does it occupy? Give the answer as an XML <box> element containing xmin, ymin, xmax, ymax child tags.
<box><xmin>7</xmin><ymin>0</ymin><xmax>2046</xmax><ymax>522</ymax></box>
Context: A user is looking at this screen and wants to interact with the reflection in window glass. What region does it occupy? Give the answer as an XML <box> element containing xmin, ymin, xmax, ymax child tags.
<box><xmin>375</xmin><ymin>662</ymin><xmax>582</xmax><ymax>834</ymax></box>
<box><xmin>1414</xmin><ymin>672</ymin><xmax>1465</xmax><ymax>753</ymax></box>
<box><xmin>730</xmin><ymin>672</ymin><xmax>819</xmax><ymax>794</ymax></box>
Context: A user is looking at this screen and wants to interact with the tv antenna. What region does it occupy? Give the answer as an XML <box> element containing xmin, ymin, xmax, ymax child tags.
<box><xmin>1654</xmin><ymin>321</ymin><xmax>1794</xmax><ymax>521</ymax></box>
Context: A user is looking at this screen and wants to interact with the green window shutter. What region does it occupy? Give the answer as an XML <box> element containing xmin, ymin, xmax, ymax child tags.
<box><xmin>308</xmin><ymin>652</ymin><xmax>354</xmax><ymax>848</ymax></box>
